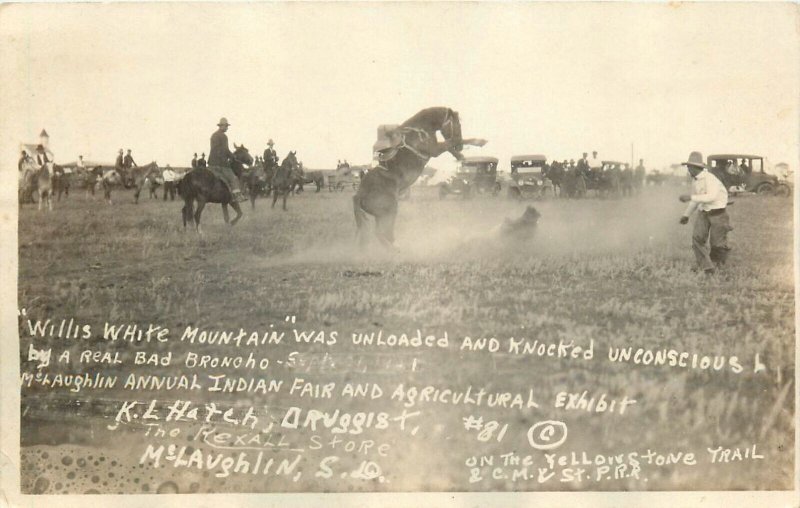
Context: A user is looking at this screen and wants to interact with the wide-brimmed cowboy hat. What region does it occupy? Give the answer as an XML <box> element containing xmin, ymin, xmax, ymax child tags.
<box><xmin>682</xmin><ymin>151</ymin><xmax>706</xmax><ymax>169</ymax></box>
<box><xmin>217</xmin><ymin>117</ymin><xmax>231</xmax><ymax>127</ymax></box>
<box><xmin>373</xmin><ymin>138</ymin><xmax>393</xmax><ymax>152</ymax></box>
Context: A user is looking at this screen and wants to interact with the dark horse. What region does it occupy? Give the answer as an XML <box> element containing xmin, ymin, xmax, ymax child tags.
<box><xmin>271</xmin><ymin>151</ymin><xmax>299</xmax><ymax>211</ymax></box>
<box><xmin>290</xmin><ymin>167</ymin><xmax>324</xmax><ymax>194</ymax></box>
<box><xmin>242</xmin><ymin>165</ymin><xmax>269</xmax><ymax>210</ymax></box>
<box><xmin>131</xmin><ymin>162</ymin><xmax>161</xmax><ymax>204</ymax></box>
<box><xmin>178</xmin><ymin>144</ymin><xmax>254</xmax><ymax>231</ymax></box>
<box><xmin>353</xmin><ymin>107</ymin><xmax>486</xmax><ymax>247</ymax></box>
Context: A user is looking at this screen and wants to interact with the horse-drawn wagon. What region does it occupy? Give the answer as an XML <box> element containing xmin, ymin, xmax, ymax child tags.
<box><xmin>507</xmin><ymin>154</ymin><xmax>551</xmax><ymax>199</ymax></box>
<box><xmin>438</xmin><ymin>156</ymin><xmax>500</xmax><ymax>199</ymax></box>
<box><xmin>326</xmin><ymin>163</ymin><xmax>363</xmax><ymax>192</ymax></box>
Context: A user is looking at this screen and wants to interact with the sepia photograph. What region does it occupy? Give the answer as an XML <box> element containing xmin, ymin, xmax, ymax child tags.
<box><xmin>1</xmin><ymin>2</ymin><xmax>797</xmax><ymax>507</ymax></box>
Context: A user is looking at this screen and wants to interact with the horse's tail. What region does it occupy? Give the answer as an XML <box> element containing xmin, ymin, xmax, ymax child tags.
<box><xmin>176</xmin><ymin>173</ymin><xmax>190</xmax><ymax>198</ymax></box>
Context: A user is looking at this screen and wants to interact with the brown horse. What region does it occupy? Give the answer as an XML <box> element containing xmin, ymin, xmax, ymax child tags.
<box><xmin>178</xmin><ymin>144</ymin><xmax>254</xmax><ymax>232</ymax></box>
<box><xmin>271</xmin><ymin>151</ymin><xmax>298</xmax><ymax>211</ymax></box>
<box><xmin>353</xmin><ymin>107</ymin><xmax>486</xmax><ymax>247</ymax></box>
<box><xmin>131</xmin><ymin>162</ymin><xmax>160</xmax><ymax>204</ymax></box>
<box><xmin>71</xmin><ymin>167</ymin><xmax>99</xmax><ymax>199</ymax></box>
<box><xmin>242</xmin><ymin>164</ymin><xmax>269</xmax><ymax>210</ymax></box>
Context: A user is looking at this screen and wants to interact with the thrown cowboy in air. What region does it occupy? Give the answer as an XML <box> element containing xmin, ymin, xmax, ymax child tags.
<box><xmin>208</xmin><ymin>117</ymin><xmax>246</xmax><ymax>202</ymax></box>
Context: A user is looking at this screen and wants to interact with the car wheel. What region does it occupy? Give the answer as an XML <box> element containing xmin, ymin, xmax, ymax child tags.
<box><xmin>756</xmin><ymin>183</ymin><xmax>774</xmax><ymax>195</ymax></box>
<box><xmin>775</xmin><ymin>183</ymin><xmax>791</xmax><ymax>197</ymax></box>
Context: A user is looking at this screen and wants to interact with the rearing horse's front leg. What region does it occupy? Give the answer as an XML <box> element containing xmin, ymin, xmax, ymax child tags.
<box><xmin>426</xmin><ymin>138</ymin><xmax>488</xmax><ymax>160</ymax></box>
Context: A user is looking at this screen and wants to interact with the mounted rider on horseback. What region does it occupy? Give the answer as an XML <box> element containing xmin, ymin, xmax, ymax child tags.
<box><xmin>207</xmin><ymin>117</ymin><xmax>247</xmax><ymax>202</ymax></box>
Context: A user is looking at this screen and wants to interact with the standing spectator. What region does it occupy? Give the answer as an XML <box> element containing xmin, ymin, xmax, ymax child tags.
<box><xmin>577</xmin><ymin>152</ymin><xmax>590</xmax><ymax>178</ymax></box>
<box><xmin>18</xmin><ymin>150</ymin><xmax>29</xmax><ymax>171</ymax></box>
<box><xmin>162</xmin><ymin>165</ymin><xmax>178</xmax><ymax>201</ymax></box>
<box><xmin>198</xmin><ymin>152</ymin><xmax>207</xmax><ymax>168</ymax></box>
<box><xmin>679</xmin><ymin>151</ymin><xmax>731</xmax><ymax>274</ymax></box>
<box><xmin>634</xmin><ymin>158</ymin><xmax>646</xmax><ymax>191</ymax></box>
<box><xmin>192</xmin><ymin>153</ymin><xmax>198</xmax><ymax>169</ymax></box>
<box><xmin>590</xmin><ymin>151</ymin><xmax>601</xmax><ymax>170</ymax></box>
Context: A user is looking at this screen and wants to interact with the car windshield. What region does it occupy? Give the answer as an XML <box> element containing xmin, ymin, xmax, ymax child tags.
<box><xmin>460</xmin><ymin>163</ymin><xmax>495</xmax><ymax>174</ymax></box>
<box><xmin>512</xmin><ymin>161</ymin><xmax>545</xmax><ymax>173</ymax></box>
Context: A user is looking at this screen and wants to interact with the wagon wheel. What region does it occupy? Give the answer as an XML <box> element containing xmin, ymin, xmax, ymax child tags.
<box><xmin>756</xmin><ymin>182</ymin><xmax>774</xmax><ymax>195</ymax></box>
<box><xmin>774</xmin><ymin>183</ymin><xmax>791</xmax><ymax>197</ymax></box>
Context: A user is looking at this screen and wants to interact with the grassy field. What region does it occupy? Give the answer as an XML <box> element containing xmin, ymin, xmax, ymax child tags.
<box><xmin>18</xmin><ymin>184</ymin><xmax>795</xmax><ymax>494</ymax></box>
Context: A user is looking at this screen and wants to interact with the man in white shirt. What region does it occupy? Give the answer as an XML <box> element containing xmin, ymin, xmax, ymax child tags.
<box><xmin>590</xmin><ymin>150</ymin><xmax>601</xmax><ymax>170</ymax></box>
<box><xmin>162</xmin><ymin>165</ymin><xmax>179</xmax><ymax>201</ymax></box>
<box><xmin>679</xmin><ymin>151</ymin><xmax>731</xmax><ymax>273</ymax></box>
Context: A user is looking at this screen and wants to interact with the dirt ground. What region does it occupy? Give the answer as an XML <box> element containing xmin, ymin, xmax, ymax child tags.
<box><xmin>17</xmin><ymin>184</ymin><xmax>795</xmax><ymax>493</ymax></box>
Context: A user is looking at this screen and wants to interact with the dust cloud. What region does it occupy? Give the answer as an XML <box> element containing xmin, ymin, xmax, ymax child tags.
<box><xmin>263</xmin><ymin>186</ymin><xmax>687</xmax><ymax>266</ymax></box>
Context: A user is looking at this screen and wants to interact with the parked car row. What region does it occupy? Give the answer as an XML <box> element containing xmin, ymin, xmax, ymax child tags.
<box><xmin>437</xmin><ymin>152</ymin><xmax>791</xmax><ymax>200</ymax></box>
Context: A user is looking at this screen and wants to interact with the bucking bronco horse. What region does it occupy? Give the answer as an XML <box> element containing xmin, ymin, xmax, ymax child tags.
<box><xmin>178</xmin><ymin>144</ymin><xmax>254</xmax><ymax>231</ymax></box>
<box><xmin>353</xmin><ymin>107</ymin><xmax>486</xmax><ymax>247</ymax></box>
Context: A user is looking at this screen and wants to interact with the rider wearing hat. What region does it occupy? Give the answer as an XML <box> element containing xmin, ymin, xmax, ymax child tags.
<box><xmin>263</xmin><ymin>139</ymin><xmax>278</xmax><ymax>169</ymax></box>
<box><xmin>679</xmin><ymin>151</ymin><xmax>731</xmax><ymax>273</ymax></box>
<box><xmin>123</xmin><ymin>149</ymin><xmax>137</xmax><ymax>169</ymax></box>
<box><xmin>115</xmin><ymin>149</ymin><xmax>124</xmax><ymax>172</ymax></box>
<box><xmin>208</xmin><ymin>117</ymin><xmax>245</xmax><ymax>201</ymax></box>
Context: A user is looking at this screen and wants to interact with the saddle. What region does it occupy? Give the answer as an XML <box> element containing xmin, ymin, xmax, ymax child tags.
<box><xmin>373</xmin><ymin>124</ymin><xmax>430</xmax><ymax>163</ymax></box>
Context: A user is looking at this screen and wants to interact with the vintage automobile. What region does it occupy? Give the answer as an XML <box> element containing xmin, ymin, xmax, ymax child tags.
<box><xmin>707</xmin><ymin>154</ymin><xmax>790</xmax><ymax>197</ymax></box>
<box><xmin>438</xmin><ymin>156</ymin><xmax>500</xmax><ymax>199</ymax></box>
<box><xmin>507</xmin><ymin>154</ymin><xmax>551</xmax><ymax>199</ymax></box>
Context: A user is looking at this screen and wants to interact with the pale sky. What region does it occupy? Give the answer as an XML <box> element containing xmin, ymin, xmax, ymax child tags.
<box><xmin>1</xmin><ymin>2</ymin><xmax>797</xmax><ymax>172</ymax></box>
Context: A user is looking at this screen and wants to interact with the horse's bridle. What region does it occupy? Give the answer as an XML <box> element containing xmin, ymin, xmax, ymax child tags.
<box><xmin>441</xmin><ymin>108</ymin><xmax>454</xmax><ymax>138</ymax></box>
